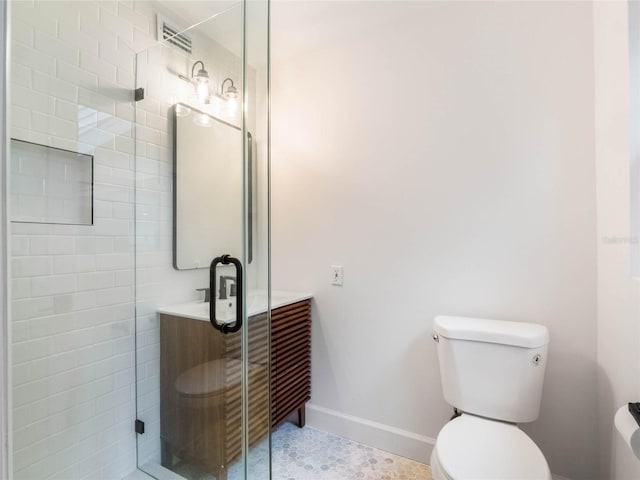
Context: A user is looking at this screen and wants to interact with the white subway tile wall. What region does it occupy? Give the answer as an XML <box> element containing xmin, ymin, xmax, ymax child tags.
<box><xmin>9</xmin><ymin>1</ymin><xmax>156</xmax><ymax>478</ymax></box>
<box><xmin>10</xmin><ymin>1</ymin><xmax>256</xmax><ymax>478</ymax></box>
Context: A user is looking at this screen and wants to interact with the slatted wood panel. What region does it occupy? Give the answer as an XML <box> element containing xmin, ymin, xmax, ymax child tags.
<box><xmin>159</xmin><ymin>299</ymin><xmax>311</xmax><ymax>478</ymax></box>
<box><xmin>223</xmin><ymin>312</ymin><xmax>270</xmax><ymax>464</ymax></box>
<box><xmin>271</xmin><ymin>299</ymin><xmax>312</xmax><ymax>427</ymax></box>
<box><xmin>159</xmin><ymin>315</ymin><xmax>227</xmax><ymax>476</ymax></box>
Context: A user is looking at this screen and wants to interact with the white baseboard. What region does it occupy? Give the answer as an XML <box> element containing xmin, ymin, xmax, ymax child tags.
<box><xmin>305</xmin><ymin>403</ymin><xmax>436</xmax><ymax>464</ymax></box>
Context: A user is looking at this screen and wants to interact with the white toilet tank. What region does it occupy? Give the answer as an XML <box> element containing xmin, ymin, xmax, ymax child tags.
<box><xmin>434</xmin><ymin>316</ymin><xmax>549</xmax><ymax>423</ymax></box>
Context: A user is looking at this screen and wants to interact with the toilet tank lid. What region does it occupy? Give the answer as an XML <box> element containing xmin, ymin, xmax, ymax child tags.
<box><xmin>434</xmin><ymin>316</ymin><xmax>549</xmax><ymax>348</ymax></box>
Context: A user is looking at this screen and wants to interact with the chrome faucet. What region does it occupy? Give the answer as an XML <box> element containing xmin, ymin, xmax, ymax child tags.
<box><xmin>218</xmin><ymin>276</ymin><xmax>236</xmax><ymax>300</ymax></box>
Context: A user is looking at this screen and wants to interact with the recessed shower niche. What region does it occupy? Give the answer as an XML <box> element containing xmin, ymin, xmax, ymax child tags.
<box><xmin>9</xmin><ymin>139</ymin><xmax>93</xmax><ymax>225</ymax></box>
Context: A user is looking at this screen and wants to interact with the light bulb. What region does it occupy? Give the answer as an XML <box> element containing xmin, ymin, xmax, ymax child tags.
<box><xmin>227</xmin><ymin>97</ymin><xmax>238</xmax><ymax>115</ymax></box>
<box><xmin>196</xmin><ymin>81</ymin><xmax>210</xmax><ymax>103</ymax></box>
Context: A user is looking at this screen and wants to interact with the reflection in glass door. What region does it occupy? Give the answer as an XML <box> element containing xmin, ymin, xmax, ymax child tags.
<box><xmin>133</xmin><ymin>2</ymin><xmax>270</xmax><ymax>479</ymax></box>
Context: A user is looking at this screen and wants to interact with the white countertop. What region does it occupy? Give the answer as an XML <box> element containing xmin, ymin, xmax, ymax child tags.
<box><xmin>157</xmin><ymin>290</ymin><xmax>313</xmax><ymax>322</ymax></box>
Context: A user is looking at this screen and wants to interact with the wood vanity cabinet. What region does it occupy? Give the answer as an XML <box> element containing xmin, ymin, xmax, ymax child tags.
<box><xmin>159</xmin><ymin>298</ymin><xmax>311</xmax><ymax>478</ymax></box>
<box><xmin>270</xmin><ymin>299</ymin><xmax>312</xmax><ymax>428</ymax></box>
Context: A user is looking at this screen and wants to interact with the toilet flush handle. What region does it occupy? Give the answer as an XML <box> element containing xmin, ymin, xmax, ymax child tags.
<box><xmin>432</xmin><ymin>334</ymin><xmax>439</xmax><ymax>343</ymax></box>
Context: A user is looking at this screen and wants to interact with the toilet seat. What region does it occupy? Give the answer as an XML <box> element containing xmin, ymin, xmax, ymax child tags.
<box><xmin>433</xmin><ymin>414</ymin><xmax>551</xmax><ymax>480</ymax></box>
<box><xmin>174</xmin><ymin>358</ymin><xmax>266</xmax><ymax>409</ymax></box>
<box><xmin>175</xmin><ymin>359</ymin><xmax>241</xmax><ymax>396</ymax></box>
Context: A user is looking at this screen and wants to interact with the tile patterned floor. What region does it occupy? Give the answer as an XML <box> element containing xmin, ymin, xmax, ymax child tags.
<box><xmin>173</xmin><ymin>422</ymin><xmax>432</xmax><ymax>480</ymax></box>
<box><xmin>269</xmin><ymin>422</ymin><xmax>433</xmax><ymax>480</ymax></box>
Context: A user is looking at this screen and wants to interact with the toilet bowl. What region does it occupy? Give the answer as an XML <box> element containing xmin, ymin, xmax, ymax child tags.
<box><xmin>162</xmin><ymin>358</ymin><xmax>267</xmax><ymax>480</ymax></box>
<box><xmin>430</xmin><ymin>414</ymin><xmax>551</xmax><ymax>480</ymax></box>
<box><xmin>432</xmin><ymin>316</ymin><xmax>551</xmax><ymax>479</ymax></box>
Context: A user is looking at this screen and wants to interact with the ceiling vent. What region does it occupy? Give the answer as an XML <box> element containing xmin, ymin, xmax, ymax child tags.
<box><xmin>157</xmin><ymin>14</ymin><xmax>192</xmax><ymax>55</ymax></box>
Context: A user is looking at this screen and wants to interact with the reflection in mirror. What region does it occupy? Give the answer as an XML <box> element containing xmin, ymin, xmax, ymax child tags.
<box><xmin>173</xmin><ymin>103</ymin><xmax>252</xmax><ymax>270</ymax></box>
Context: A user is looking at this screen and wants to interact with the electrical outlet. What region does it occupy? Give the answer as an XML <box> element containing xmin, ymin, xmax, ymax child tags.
<box><xmin>331</xmin><ymin>265</ymin><xmax>343</xmax><ymax>286</ymax></box>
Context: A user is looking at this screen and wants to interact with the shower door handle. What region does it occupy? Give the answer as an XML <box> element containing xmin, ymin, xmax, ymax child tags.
<box><xmin>209</xmin><ymin>254</ymin><xmax>243</xmax><ymax>334</ymax></box>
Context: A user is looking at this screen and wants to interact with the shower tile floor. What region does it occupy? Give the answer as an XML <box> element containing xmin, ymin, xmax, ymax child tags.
<box><xmin>173</xmin><ymin>422</ymin><xmax>433</xmax><ymax>480</ymax></box>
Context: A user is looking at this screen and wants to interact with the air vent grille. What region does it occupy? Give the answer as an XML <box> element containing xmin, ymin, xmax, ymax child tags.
<box><xmin>157</xmin><ymin>14</ymin><xmax>192</xmax><ymax>55</ymax></box>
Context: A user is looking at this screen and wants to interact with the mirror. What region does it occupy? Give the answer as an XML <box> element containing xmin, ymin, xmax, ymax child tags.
<box><xmin>173</xmin><ymin>103</ymin><xmax>252</xmax><ymax>270</ymax></box>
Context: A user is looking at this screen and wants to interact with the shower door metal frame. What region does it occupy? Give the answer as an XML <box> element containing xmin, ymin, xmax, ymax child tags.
<box><xmin>0</xmin><ymin>0</ymin><xmax>10</xmax><ymax>477</ymax></box>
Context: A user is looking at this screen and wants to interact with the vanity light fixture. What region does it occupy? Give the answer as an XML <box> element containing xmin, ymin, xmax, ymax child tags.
<box><xmin>178</xmin><ymin>60</ymin><xmax>211</xmax><ymax>103</ymax></box>
<box><xmin>221</xmin><ymin>78</ymin><xmax>238</xmax><ymax>99</ymax></box>
<box><xmin>192</xmin><ymin>61</ymin><xmax>210</xmax><ymax>102</ymax></box>
<box><xmin>220</xmin><ymin>77</ymin><xmax>238</xmax><ymax>114</ymax></box>
<box><xmin>176</xmin><ymin>67</ymin><xmax>238</xmax><ymax>117</ymax></box>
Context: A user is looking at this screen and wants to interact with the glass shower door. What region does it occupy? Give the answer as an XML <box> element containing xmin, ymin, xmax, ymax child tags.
<box><xmin>133</xmin><ymin>2</ymin><xmax>270</xmax><ymax>479</ymax></box>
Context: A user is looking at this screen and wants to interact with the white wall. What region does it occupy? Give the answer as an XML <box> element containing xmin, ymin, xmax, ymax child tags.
<box><xmin>271</xmin><ymin>2</ymin><xmax>598</xmax><ymax>479</ymax></box>
<box><xmin>594</xmin><ymin>2</ymin><xmax>640</xmax><ymax>479</ymax></box>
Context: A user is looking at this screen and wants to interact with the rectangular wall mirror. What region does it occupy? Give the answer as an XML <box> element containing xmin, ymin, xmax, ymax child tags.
<box><xmin>173</xmin><ymin>103</ymin><xmax>253</xmax><ymax>270</ymax></box>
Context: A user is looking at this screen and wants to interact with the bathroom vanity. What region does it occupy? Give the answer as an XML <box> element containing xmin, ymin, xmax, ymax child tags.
<box><xmin>157</xmin><ymin>292</ymin><xmax>312</xmax><ymax>477</ymax></box>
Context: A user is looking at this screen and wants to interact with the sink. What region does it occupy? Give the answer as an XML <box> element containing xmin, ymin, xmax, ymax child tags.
<box><xmin>157</xmin><ymin>290</ymin><xmax>313</xmax><ymax>322</ymax></box>
<box><xmin>159</xmin><ymin>299</ymin><xmax>236</xmax><ymax>323</ymax></box>
<box><xmin>215</xmin><ymin>299</ymin><xmax>236</xmax><ymax>322</ymax></box>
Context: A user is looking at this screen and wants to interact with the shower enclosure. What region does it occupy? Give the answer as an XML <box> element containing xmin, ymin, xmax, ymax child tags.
<box><xmin>133</xmin><ymin>3</ymin><xmax>271</xmax><ymax>479</ymax></box>
<box><xmin>5</xmin><ymin>0</ymin><xmax>270</xmax><ymax>479</ymax></box>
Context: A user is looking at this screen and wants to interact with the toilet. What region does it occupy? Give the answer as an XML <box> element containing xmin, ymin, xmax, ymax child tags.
<box><xmin>431</xmin><ymin>315</ymin><xmax>552</xmax><ymax>480</ymax></box>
